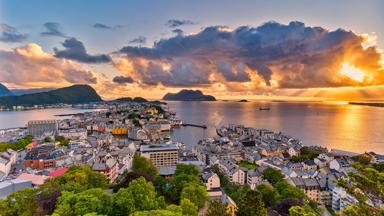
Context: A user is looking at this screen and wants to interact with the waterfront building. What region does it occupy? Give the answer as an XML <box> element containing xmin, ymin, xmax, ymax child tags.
<box><xmin>27</xmin><ymin>120</ymin><xmax>58</xmax><ymax>138</ymax></box>
<box><xmin>140</xmin><ymin>144</ymin><xmax>179</xmax><ymax>168</ymax></box>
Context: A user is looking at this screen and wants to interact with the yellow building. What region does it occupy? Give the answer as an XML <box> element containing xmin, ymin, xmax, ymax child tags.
<box><xmin>111</xmin><ymin>127</ymin><xmax>128</xmax><ymax>135</ymax></box>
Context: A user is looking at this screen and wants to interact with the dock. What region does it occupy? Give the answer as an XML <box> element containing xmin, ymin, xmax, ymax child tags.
<box><xmin>181</xmin><ymin>123</ymin><xmax>207</xmax><ymax>129</ymax></box>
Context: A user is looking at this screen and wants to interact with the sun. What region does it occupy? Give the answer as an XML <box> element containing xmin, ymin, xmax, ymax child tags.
<box><xmin>339</xmin><ymin>62</ymin><xmax>365</xmax><ymax>82</ymax></box>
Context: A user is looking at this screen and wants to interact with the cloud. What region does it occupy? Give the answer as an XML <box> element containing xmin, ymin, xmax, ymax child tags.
<box><xmin>54</xmin><ymin>38</ymin><xmax>111</xmax><ymax>63</ymax></box>
<box><xmin>93</xmin><ymin>23</ymin><xmax>112</xmax><ymax>29</ymax></box>
<box><xmin>0</xmin><ymin>23</ymin><xmax>28</xmax><ymax>43</ymax></box>
<box><xmin>129</xmin><ymin>36</ymin><xmax>146</xmax><ymax>45</ymax></box>
<box><xmin>166</xmin><ymin>19</ymin><xmax>196</xmax><ymax>28</ymax></box>
<box><xmin>172</xmin><ymin>29</ymin><xmax>183</xmax><ymax>36</ymax></box>
<box><xmin>41</xmin><ymin>22</ymin><xmax>67</xmax><ymax>38</ymax></box>
<box><xmin>117</xmin><ymin>21</ymin><xmax>384</xmax><ymax>90</ymax></box>
<box><xmin>0</xmin><ymin>43</ymin><xmax>98</xmax><ymax>87</ymax></box>
<box><xmin>112</xmin><ymin>75</ymin><xmax>134</xmax><ymax>84</ymax></box>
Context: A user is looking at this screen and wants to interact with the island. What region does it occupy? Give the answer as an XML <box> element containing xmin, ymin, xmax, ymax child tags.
<box><xmin>113</xmin><ymin>97</ymin><xmax>148</xmax><ymax>103</ymax></box>
<box><xmin>0</xmin><ymin>85</ymin><xmax>102</xmax><ymax>106</ymax></box>
<box><xmin>349</xmin><ymin>102</ymin><xmax>384</xmax><ymax>107</ymax></box>
<box><xmin>238</xmin><ymin>99</ymin><xmax>249</xmax><ymax>102</ymax></box>
<box><xmin>162</xmin><ymin>89</ymin><xmax>216</xmax><ymax>101</ymax></box>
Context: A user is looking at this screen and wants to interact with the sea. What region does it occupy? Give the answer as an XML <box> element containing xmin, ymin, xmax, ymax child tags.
<box><xmin>0</xmin><ymin>101</ymin><xmax>383</xmax><ymax>154</ymax></box>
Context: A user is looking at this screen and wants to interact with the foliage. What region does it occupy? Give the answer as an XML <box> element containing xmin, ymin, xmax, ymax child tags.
<box><xmin>55</xmin><ymin>135</ymin><xmax>70</xmax><ymax>147</ymax></box>
<box><xmin>132</xmin><ymin>210</ymin><xmax>183</xmax><ymax>216</ymax></box>
<box><xmin>180</xmin><ymin>199</ymin><xmax>198</xmax><ymax>216</ymax></box>
<box><xmin>132</xmin><ymin>119</ymin><xmax>141</xmax><ymax>127</ymax></box>
<box><xmin>262</xmin><ymin>167</ymin><xmax>285</xmax><ymax>185</ymax></box>
<box><xmin>128</xmin><ymin>112</ymin><xmax>140</xmax><ymax>119</ymax></box>
<box><xmin>289</xmin><ymin>205</ymin><xmax>318</xmax><ymax>216</ymax></box>
<box><xmin>351</xmin><ymin>154</ymin><xmax>372</xmax><ymax>165</ymax></box>
<box><xmin>342</xmin><ymin>203</ymin><xmax>383</xmax><ymax>216</ymax></box>
<box><xmin>257</xmin><ymin>183</ymin><xmax>279</xmax><ymax>207</ymax></box>
<box><xmin>236</xmin><ymin>189</ymin><xmax>268</xmax><ymax>216</ymax></box>
<box><xmin>275</xmin><ymin>181</ymin><xmax>307</xmax><ymax>201</ymax></box>
<box><xmin>131</xmin><ymin>155</ymin><xmax>158</xmax><ymax>177</ymax></box>
<box><xmin>0</xmin><ymin>135</ymin><xmax>33</xmax><ymax>152</ymax></box>
<box><xmin>207</xmin><ymin>200</ymin><xmax>231</xmax><ymax>216</ymax></box>
<box><xmin>46</xmin><ymin>165</ymin><xmax>109</xmax><ymax>193</ymax></box>
<box><xmin>37</xmin><ymin>189</ymin><xmax>62</xmax><ymax>215</ymax></box>
<box><xmin>180</xmin><ymin>183</ymin><xmax>209</xmax><ymax>208</ymax></box>
<box><xmin>372</xmin><ymin>162</ymin><xmax>384</xmax><ymax>172</ymax></box>
<box><xmin>290</xmin><ymin>147</ymin><xmax>322</xmax><ymax>163</ymax></box>
<box><xmin>44</xmin><ymin>136</ymin><xmax>53</xmax><ymax>143</ymax></box>
<box><xmin>174</xmin><ymin>164</ymin><xmax>200</xmax><ymax>177</ymax></box>
<box><xmin>1</xmin><ymin>188</ymin><xmax>39</xmax><ymax>216</ymax></box>
<box><xmin>112</xmin><ymin>171</ymin><xmax>154</xmax><ymax>192</ymax></box>
<box><xmin>237</xmin><ymin>160</ymin><xmax>258</xmax><ymax>169</ymax></box>
<box><xmin>54</xmin><ymin>188</ymin><xmax>112</xmax><ymax>216</ymax></box>
<box><xmin>274</xmin><ymin>198</ymin><xmax>304</xmax><ymax>216</ymax></box>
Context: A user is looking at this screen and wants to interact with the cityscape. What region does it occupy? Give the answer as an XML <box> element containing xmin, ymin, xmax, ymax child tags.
<box><xmin>0</xmin><ymin>0</ymin><xmax>384</xmax><ymax>216</ymax></box>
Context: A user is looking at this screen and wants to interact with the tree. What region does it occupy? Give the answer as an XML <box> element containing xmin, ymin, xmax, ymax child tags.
<box><xmin>54</xmin><ymin>188</ymin><xmax>112</xmax><ymax>216</ymax></box>
<box><xmin>257</xmin><ymin>183</ymin><xmax>279</xmax><ymax>207</ymax></box>
<box><xmin>167</xmin><ymin>173</ymin><xmax>200</xmax><ymax>203</ymax></box>
<box><xmin>132</xmin><ymin>155</ymin><xmax>158</xmax><ymax>177</ymax></box>
<box><xmin>275</xmin><ymin>198</ymin><xmax>304</xmax><ymax>216</ymax></box>
<box><xmin>262</xmin><ymin>167</ymin><xmax>285</xmax><ymax>185</ymax></box>
<box><xmin>180</xmin><ymin>199</ymin><xmax>198</xmax><ymax>216</ymax></box>
<box><xmin>207</xmin><ymin>200</ymin><xmax>230</xmax><ymax>216</ymax></box>
<box><xmin>275</xmin><ymin>181</ymin><xmax>306</xmax><ymax>201</ymax></box>
<box><xmin>132</xmin><ymin>210</ymin><xmax>183</xmax><ymax>216</ymax></box>
<box><xmin>236</xmin><ymin>189</ymin><xmax>267</xmax><ymax>216</ymax></box>
<box><xmin>174</xmin><ymin>164</ymin><xmax>200</xmax><ymax>177</ymax></box>
<box><xmin>113</xmin><ymin>188</ymin><xmax>136</xmax><ymax>215</ymax></box>
<box><xmin>44</xmin><ymin>136</ymin><xmax>53</xmax><ymax>143</ymax></box>
<box><xmin>289</xmin><ymin>206</ymin><xmax>317</xmax><ymax>216</ymax></box>
<box><xmin>124</xmin><ymin>177</ymin><xmax>165</xmax><ymax>211</ymax></box>
<box><xmin>113</xmin><ymin>171</ymin><xmax>154</xmax><ymax>192</ymax></box>
<box><xmin>4</xmin><ymin>188</ymin><xmax>39</xmax><ymax>216</ymax></box>
<box><xmin>180</xmin><ymin>183</ymin><xmax>209</xmax><ymax>208</ymax></box>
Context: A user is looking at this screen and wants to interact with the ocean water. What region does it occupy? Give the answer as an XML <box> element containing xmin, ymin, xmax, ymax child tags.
<box><xmin>0</xmin><ymin>102</ymin><xmax>383</xmax><ymax>154</ymax></box>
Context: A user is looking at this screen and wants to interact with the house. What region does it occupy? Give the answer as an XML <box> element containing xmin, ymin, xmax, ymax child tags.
<box><xmin>0</xmin><ymin>149</ymin><xmax>17</xmax><ymax>179</ymax></box>
<box><xmin>303</xmin><ymin>160</ymin><xmax>317</xmax><ymax>170</ymax></box>
<box><xmin>332</xmin><ymin>186</ymin><xmax>358</xmax><ymax>211</ymax></box>
<box><xmin>24</xmin><ymin>144</ymin><xmax>65</xmax><ymax>170</ymax></box>
<box><xmin>217</xmin><ymin>159</ymin><xmax>247</xmax><ymax>185</ymax></box>
<box><xmin>202</xmin><ymin>169</ymin><xmax>222</xmax><ymax>199</ymax></box>
<box><xmin>92</xmin><ymin>158</ymin><xmax>119</xmax><ymax>183</ymax></box>
<box><xmin>246</xmin><ymin>168</ymin><xmax>263</xmax><ymax>189</ymax></box>
<box><xmin>329</xmin><ymin>157</ymin><xmax>352</xmax><ymax>171</ymax></box>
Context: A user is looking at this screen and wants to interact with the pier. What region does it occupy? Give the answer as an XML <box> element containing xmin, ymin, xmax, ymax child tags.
<box><xmin>181</xmin><ymin>123</ymin><xmax>207</xmax><ymax>129</ymax></box>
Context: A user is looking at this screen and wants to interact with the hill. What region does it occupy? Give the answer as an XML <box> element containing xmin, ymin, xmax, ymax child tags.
<box><xmin>0</xmin><ymin>83</ymin><xmax>14</xmax><ymax>97</ymax></box>
<box><xmin>0</xmin><ymin>85</ymin><xmax>102</xmax><ymax>106</ymax></box>
<box><xmin>162</xmin><ymin>89</ymin><xmax>216</xmax><ymax>101</ymax></box>
<box><xmin>113</xmin><ymin>97</ymin><xmax>148</xmax><ymax>103</ymax></box>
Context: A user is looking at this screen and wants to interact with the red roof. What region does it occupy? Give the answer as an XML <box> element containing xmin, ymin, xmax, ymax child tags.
<box><xmin>47</xmin><ymin>167</ymin><xmax>68</xmax><ymax>177</ymax></box>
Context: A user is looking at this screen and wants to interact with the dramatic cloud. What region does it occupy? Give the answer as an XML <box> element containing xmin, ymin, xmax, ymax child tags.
<box><xmin>129</xmin><ymin>36</ymin><xmax>146</xmax><ymax>44</ymax></box>
<box><xmin>54</xmin><ymin>38</ymin><xmax>111</xmax><ymax>63</ymax></box>
<box><xmin>117</xmin><ymin>21</ymin><xmax>384</xmax><ymax>90</ymax></box>
<box><xmin>112</xmin><ymin>75</ymin><xmax>134</xmax><ymax>84</ymax></box>
<box><xmin>93</xmin><ymin>23</ymin><xmax>112</xmax><ymax>29</ymax></box>
<box><xmin>0</xmin><ymin>23</ymin><xmax>28</xmax><ymax>43</ymax></box>
<box><xmin>172</xmin><ymin>29</ymin><xmax>183</xmax><ymax>36</ymax></box>
<box><xmin>41</xmin><ymin>22</ymin><xmax>67</xmax><ymax>38</ymax></box>
<box><xmin>0</xmin><ymin>43</ymin><xmax>98</xmax><ymax>87</ymax></box>
<box><xmin>166</xmin><ymin>19</ymin><xmax>196</xmax><ymax>28</ymax></box>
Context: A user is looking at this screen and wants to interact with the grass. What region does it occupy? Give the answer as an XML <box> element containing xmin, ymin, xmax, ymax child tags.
<box><xmin>237</xmin><ymin>160</ymin><xmax>258</xmax><ymax>169</ymax></box>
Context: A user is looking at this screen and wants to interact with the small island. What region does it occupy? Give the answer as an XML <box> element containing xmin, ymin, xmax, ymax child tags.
<box><xmin>162</xmin><ymin>89</ymin><xmax>216</xmax><ymax>101</ymax></box>
<box><xmin>238</xmin><ymin>99</ymin><xmax>249</xmax><ymax>102</ymax></box>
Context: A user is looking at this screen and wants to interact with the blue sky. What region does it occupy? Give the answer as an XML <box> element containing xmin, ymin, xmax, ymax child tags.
<box><xmin>0</xmin><ymin>0</ymin><xmax>383</xmax><ymax>100</ymax></box>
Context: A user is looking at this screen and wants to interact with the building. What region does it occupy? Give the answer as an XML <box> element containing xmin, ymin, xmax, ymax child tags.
<box><xmin>332</xmin><ymin>186</ymin><xmax>358</xmax><ymax>211</ymax></box>
<box><xmin>217</xmin><ymin>159</ymin><xmax>247</xmax><ymax>185</ymax></box>
<box><xmin>140</xmin><ymin>144</ymin><xmax>179</xmax><ymax>168</ymax></box>
<box><xmin>0</xmin><ymin>149</ymin><xmax>17</xmax><ymax>180</ymax></box>
<box><xmin>58</xmin><ymin>128</ymin><xmax>87</xmax><ymax>140</ymax></box>
<box><xmin>28</xmin><ymin>120</ymin><xmax>58</xmax><ymax>138</ymax></box>
<box><xmin>0</xmin><ymin>179</ymin><xmax>32</xmax><ymax>198</ymax></box>
<box><xmin>92</xmin><ymin>158</ymin><xmax>119</xmax><ymax>183</ymax></box>
<box><xmin>202</xmin><ymin>169</ymin><xmax>221</xmax><ymax>191</ymax></box>
<box><xmin>246</xmin><ymin>168</ymin><xmax>263</xmax><ymax>189</ymax></box>
<box><xmin>24</xmin><ymin>144</ymin><xmax>65</xmax><ymax>170</ymax></box>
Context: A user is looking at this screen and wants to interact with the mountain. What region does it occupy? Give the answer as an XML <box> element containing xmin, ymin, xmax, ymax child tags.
<box><xmin>10</xmin><ymin>88</ymin><xmax>55</xmax><ymax>96</ymax></box>
<box><xmin>0</xmin><ymin>85</ymin><xmax>102</xmax><ymax>106</ymax></box>
<box><xmin>162</xmin><ymin>89</ymin><xmax>216</xmax><ymax>101</ymax></box>
<box><xmin>113</xmin><ymin>97</ymin><xmax>148</xmax><ymax>103</ymax></box>
<box><xmin>0</xmin><ymin>83</ymin><xmax>14</xmax><ymax>97</ymax></box>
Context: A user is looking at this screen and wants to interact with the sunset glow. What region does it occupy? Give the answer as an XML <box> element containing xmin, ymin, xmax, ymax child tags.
<box><xmin>339</xmin><ymin>62</ymin><xmax>366</xmax><ymax>82</ymax></box>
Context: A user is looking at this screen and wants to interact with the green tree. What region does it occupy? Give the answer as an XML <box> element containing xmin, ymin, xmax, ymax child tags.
<box><xmin>132</xmin><ymin>210</ymin><xmax>183</xmax><ymax>216</ymax></box>
<box><xmin>54</xmin><ymin>188</ymin><xmax>112</xmax><ymax>216</ymax></box>
<box><xmin>180</xmin><ymin>183</ymin><xmax>209</xmax><ymax>208</ymax></box>
<box><xmin>113</xmin><ymin>188</ymin><xmax>136</xmax><ymax>215</ymax></box>
<box><xmin>262</xmin><ymin>167</ymin><xmax>285</xmax><ymax>185</ymax></box>
<box><xmin>180</xmin><ymin>199</ymin><xmax>198</xmax><ymax>216</ymax></box>
<box><xmin>174</xmin><ymin>164</ymin><xmax>200</xmax><ymax>177</ymax></box>
<box><xmin>275</xmin><ymin>181</ymin><xmax>306</xmax><ymax>201</ymax></box>
<box><xmin>5</xmin><ymin>188</ymin><xmax>38</xmax><ymax>216</ymax></box>
<box><xmin>44</xmin><ymin>136</ymin><xmax>53</xmax><ymax>143</ymax></box>
<box><xmin>289</xmin><ymin>206</ymin><xmax>317</xmax><ymax>216</ymax></box>
<box><xmin>207</xmin><ymin>200</ymin><xmax>230</xmax><ymax>216</ymax></box>
<box><xmin>236</xmin><ymin>190</ymin><xmax>267</xmax><ymax>216</ymax></box>
<box><xmin>132</xmin><ymin>155</ymin><xmax>158</xmax><ymax>177</ymax></box>
<box><xmin>167</xmin><ymin>174</ymin><xmax>199</xmax><ymax>203</ymax></box>
<box><xmin>257</xmin><ymin>183</ymin><xmax>279</xmax><ymax>207</ymax></box>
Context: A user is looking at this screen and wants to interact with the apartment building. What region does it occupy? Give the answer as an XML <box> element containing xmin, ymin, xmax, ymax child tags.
<box><xmin>140</xmin><ymin>144</ymin><xmax>179</xmax><ymax>168</ymax></box>
<box><xmin>28</xmin><ymin>120</ymin><xmax>58</xmax><ymax>138</ymax></box>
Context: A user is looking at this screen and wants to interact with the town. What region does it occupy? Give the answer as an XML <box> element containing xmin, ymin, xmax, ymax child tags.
<box><xmin>0</xmin><ymin>100</ymin><xmax>383</xmax><ymax>216</ymax></box>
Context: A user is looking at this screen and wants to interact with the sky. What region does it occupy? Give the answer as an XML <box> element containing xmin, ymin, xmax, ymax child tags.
<box><xmin>0</xmin><ymin>0</ymin><xmax>383</xmax><ymax>100</ymax></box>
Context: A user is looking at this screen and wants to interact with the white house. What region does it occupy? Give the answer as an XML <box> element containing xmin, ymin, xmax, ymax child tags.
<box><xmin>0</xmin><ymin>149</ymin><xmax>17</xmax><ymax>180</ymax></box>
